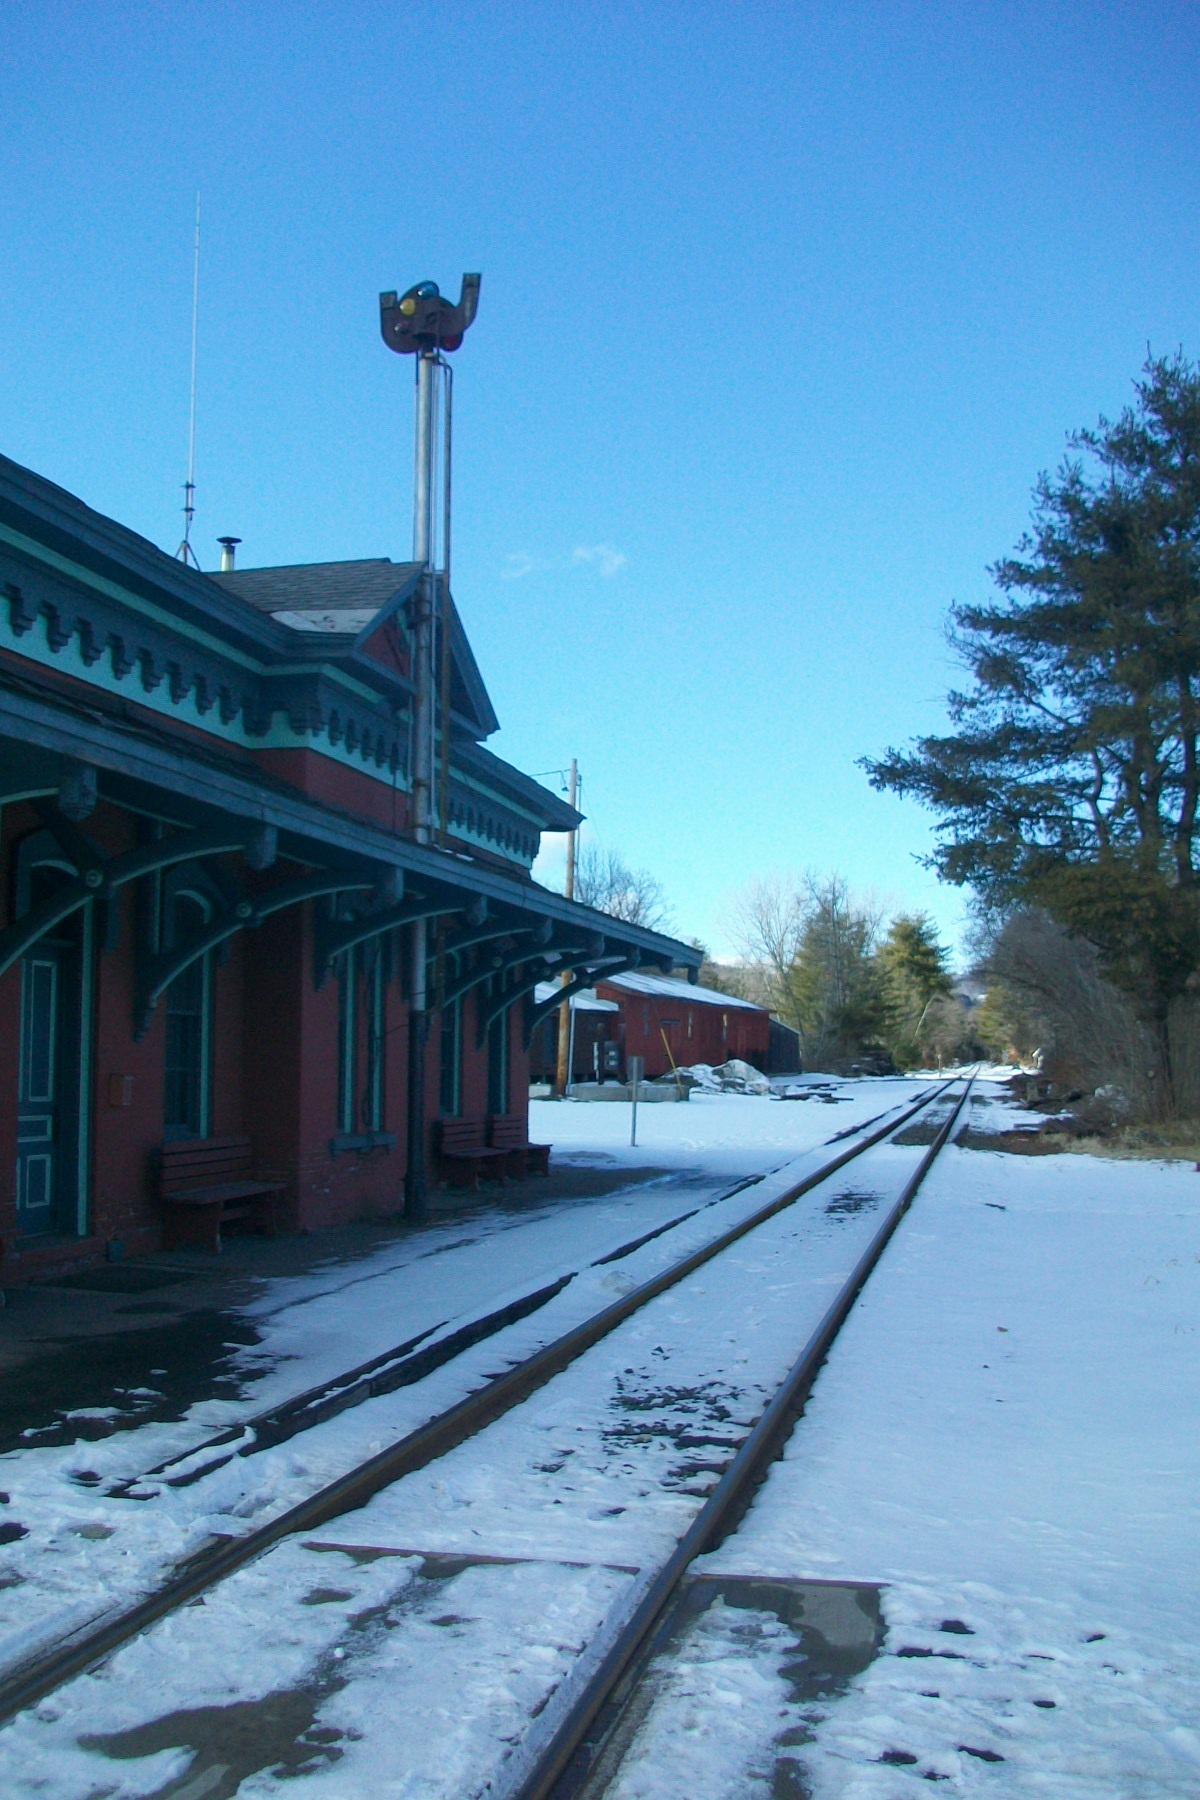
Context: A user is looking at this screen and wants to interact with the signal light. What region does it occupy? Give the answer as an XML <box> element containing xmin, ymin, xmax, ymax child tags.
<box><xmin>379</xmin><ymin>274</ymin><xmax>481</xmax><ymax>355</ymax></box>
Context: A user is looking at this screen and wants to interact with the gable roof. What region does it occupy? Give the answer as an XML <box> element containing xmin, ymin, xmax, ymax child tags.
<box><xmin>212</xmin><ymin>559</ymin><xmax>500</xmax><ymax>740</ymax></box>
<box><xmin>211</xmin><ymin>558</ymin><xmax>421</xmax><ymax>634</ymax></box>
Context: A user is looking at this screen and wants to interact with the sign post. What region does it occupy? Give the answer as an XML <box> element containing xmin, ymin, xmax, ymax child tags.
<box><xmin>628</xmin><ymin>1054</ymin><xmax>644</xmax><ymax>1147</ymax></box>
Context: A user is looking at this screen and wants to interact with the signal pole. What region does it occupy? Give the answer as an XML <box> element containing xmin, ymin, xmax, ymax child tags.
<box><xmin>380</xmin><ymin>275</ymin><xmax>481</xmax><ymax>1219</ymax></box>
<box><xmin>555</xmin><ymin>757</ymin><xmax>579</xmax><ymax>1095</ymax></box>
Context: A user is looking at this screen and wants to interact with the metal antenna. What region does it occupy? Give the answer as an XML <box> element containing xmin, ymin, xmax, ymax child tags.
<box><xmin>177</xmin><ymin>193</ymin><xmax>201</xmax><ymax>566</ymax></box>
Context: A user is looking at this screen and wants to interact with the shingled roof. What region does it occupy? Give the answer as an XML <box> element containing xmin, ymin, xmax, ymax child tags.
<box><xmin>212</xmin><ymin>557</ymin><xmax>501</xmax><ymax>740</ymax></box>
<box><xmin>211</xmin><ymin>558</ymin><xmax>421</xmax><ymax>633</ymax></box>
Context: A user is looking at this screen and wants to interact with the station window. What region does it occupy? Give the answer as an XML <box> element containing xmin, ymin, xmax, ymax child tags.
<box><xmin>365</xmin><ymin>946</ymin><xmax>386</xmax><ymax>1131</ymax></box>
<box><xmin>164</xmin><ymin>891</ymin><xmax>213</xmax><ymax>1140</ymax></box>
<box><xmin>337</xmin><ymin>943</ymin><xmax>387</xmax><ymax>1135</ymax></box>
<box><xmin>440</xmin><ymin>996</ymin><xmax>462</xmax><ymax>1116</ymax></box>
<box><xmin>337</xmin><ymin>948</ymin><xmax>358</xmax><ymax>1134</ymax></box>
<box><xmin>487</xmin><ymin>1004</ymin><xmax>509</xmax><ymax>1117</ymax></box>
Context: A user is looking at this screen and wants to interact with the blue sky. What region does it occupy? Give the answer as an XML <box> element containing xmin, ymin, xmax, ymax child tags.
<box><xmin>3</xmin><ymin>2</ymin><xmax>1199</xmax><ymax>962</ymax></box>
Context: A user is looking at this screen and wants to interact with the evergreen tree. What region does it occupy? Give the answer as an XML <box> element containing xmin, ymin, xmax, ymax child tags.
<box><xmin>864</xmin><ymin>355</ymin><xmax>1200</xmax><ymax>1102</ymax></box>
<box><xmin>878</xmin><ymin>914</ymin><xmax>953</xmax><ymax>1066</ymax></box>
<box><xmin>786</xmin><ymin>876</ymin><xmax>886</xmax><ymax>1067</ymax></box>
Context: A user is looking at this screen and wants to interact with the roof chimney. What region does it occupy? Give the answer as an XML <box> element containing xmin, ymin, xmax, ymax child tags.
<box><xmin>217</xmin><ymin>535</ymin><xmax>241</xmax><ymax>572</ymax></box>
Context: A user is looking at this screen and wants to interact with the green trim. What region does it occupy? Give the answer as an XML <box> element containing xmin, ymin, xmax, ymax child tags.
<box><xmin>444</xmin><ymin>754</ymin><xmax>549</xmax><ymax>830</ymax></box>
<box><xmin>0</xmin><ymin>522</ymin><xmax>263</xmax><ymax>671</ymax></box>
<box><xmin>268</xmin><ymin>663</ymin><xmax>382</xmax><ymax>702</ymax></box>
<box><xmin>76</xmin><ymin>902</ymin><xmax>94</xmax><ymax>1234</ymax></box>
<box><xmin>1</xmin><ymin>611</ymin><xmax>414</xmax><ymax>792</ymax></box>
<box><xmin>3</xmin><ymin>521</ymin><xmax>393</xmax><ymax>705</ymax></box>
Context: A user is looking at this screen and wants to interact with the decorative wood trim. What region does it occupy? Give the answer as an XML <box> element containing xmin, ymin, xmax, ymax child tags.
<box><xmin>313</xmin><ymin>894</ymin><xmax>476</xmax><ymax>990</ymax></box>
<box><xmin>135</xmin><ymin>870</ymin><xmax>375</xmax><ymax>1038</ymax></box>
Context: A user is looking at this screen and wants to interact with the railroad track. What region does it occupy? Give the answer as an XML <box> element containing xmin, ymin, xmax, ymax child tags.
<box><xmin>0</xmin><ymin>1075</ymin><xmax>968</xmax><ymax>1761</ymax></box>
<box><xmin>104</xmin><ymin>1088</ymin><xmax>927</xmax><ymax>1499</ymax></box>
<box><xmin>492</xmin><ymin>1073</ymin><xmax>975</xmax><ymax>1800</ymax></box>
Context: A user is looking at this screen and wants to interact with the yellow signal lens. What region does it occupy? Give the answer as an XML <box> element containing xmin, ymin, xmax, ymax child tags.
<box><xmin>399</xmin><ymin>297</ymin><xmax>417</xmax><ymax>317</ymax></box>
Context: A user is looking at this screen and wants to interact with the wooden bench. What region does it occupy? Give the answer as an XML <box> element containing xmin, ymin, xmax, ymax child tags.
<box><xmin>158</xmin><ymin>1136</ymin><xmax>285</xmax><ymax>1253</ymax></box>
<box><xmin>487</xmin><ymin>1114</ymin><xmax>551</xmax><ymax>1178</ymax></box>
<box><xmin>432</xmin><ymin>1119</ymin><xmax>508</xmax><ymax>1190</ymax></box>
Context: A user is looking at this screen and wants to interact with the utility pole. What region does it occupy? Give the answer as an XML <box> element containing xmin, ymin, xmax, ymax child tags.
<box><xmin>380</xmin><ymin>275</ymin><xmax>481</xmax><ymax>1220</ymax></box>
<box><xmin>555</xmin><ymin>757</ymin><xmax>579</xmax><ymax>1095</ymax></box>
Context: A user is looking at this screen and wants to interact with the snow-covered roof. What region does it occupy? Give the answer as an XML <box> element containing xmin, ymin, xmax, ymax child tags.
<box><xmin>533</xmin><ymin>982</ymin><xmax>620</xmax><ymax>1013</ymax></box>
<box><xmin>601</xmin><ymin>971</ymin><xmax>763</xmax><ymax>1011</ymax></box>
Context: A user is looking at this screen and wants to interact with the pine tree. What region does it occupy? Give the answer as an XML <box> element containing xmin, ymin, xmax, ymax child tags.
<box><xmin>864</xmin><ymin>354</ymin><xmax>1200</xmax><ymax>1102</ymax></box>
<box><xmin>786</xmin><ymin>877</ymin><xmax>886</xmax><ymax>1067</ymax></box>
<box><xmin>878</xmin><ymin>914</ymin><xmax>952</xmax><ymax>1066</ymax></box>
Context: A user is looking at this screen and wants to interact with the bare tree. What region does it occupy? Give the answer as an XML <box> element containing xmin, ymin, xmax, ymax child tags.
<box><xmin>726</xmin><ymin>874</ymin><xmax>807</xmax><ymax>1030</ymax></box>
<box><xmin>697</xmin><ymin>958</ymin><xmax>776</xmax><ymax>1008</ymax></box>
<box><xmin>726</xmin><ymin>872</ymin><xmax>886</xmax><ymax>1065</ymax></box>
<box><xmin>919</xmin><ymin>992</ymin><xmax>979</xmax><ymax>1068</ymax></box>
<box><xmin>982</xmin><ymin>909</ymin><xmax>1163</xmax><ymax>1114</ymax></box>
<box><xmin>574</xmin><ymin>844</ymin><xmax>674</xmax><ymax>931</ymax></box>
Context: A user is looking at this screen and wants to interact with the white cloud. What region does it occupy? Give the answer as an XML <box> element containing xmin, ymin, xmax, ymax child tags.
<box><xmin>500</xmin><ymin>552</ymin><xmax>541</xmax><ymax>581</ymax></box>
<box><xmin>573</xmin><ymin>542</ymin><xmax>627</xmax><ymax>578</ymax></box>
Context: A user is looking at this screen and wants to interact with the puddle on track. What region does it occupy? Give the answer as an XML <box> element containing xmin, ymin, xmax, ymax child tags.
<box><xmin>73</xmin><ymin>1547</ymin><xmax>588</xmax><ymax>1800</ymax></box>
<box><xmin>590</xmin><ymin>1578</ymin><xmax>885</xmax><ymax>1800</ymax></box>
<box><xmin>81</xmin><ymin>1685</ymin><xmax>352</xmax><ymax>1798</ymax></box>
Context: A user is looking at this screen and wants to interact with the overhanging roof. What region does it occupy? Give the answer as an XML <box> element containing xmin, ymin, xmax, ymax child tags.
<box><xmin>0</xmin><ymin>662</ymin><xmax>698</xmax><ymax>973</ymax></box>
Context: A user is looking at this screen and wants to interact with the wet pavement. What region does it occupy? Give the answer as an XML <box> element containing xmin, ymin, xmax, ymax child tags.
<box><xmin>0</xmin><ymin>1161</ymin><xmax>674</xmax><ymax>1454</ymax></box>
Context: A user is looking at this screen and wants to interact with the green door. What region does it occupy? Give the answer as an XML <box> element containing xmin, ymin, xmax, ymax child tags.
<box><xmin>17</xmin><ymin>944</ymin><xmax>72</xmax><ymax>1233</ymax></box>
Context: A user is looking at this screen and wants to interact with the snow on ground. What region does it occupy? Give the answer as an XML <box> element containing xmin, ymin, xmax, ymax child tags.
<box><xmin>527</xmin><ymin>1081</ymin><xmax>908</xmax><ymax>1175</ymax></box>
<box><xmin>0</xmin><ymin>1099</ymin><xmax>952</xmax><ymax>1798</ymax></box>
<box><xmin>0</xmin><ymin>1081</ymin><xmax>925</xmax><ymax>1683</ymax></box>
<box><xmin>609</xmin><ymin>1108</ymin><xmax>1200</xmax><ymax>1796</ymax></box>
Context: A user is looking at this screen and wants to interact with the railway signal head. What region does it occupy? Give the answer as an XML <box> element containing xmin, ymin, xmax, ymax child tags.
<box><xmin>379</xmin><ymin>274</ymin><xmax>482</xmax><ymax>354</ymax></box>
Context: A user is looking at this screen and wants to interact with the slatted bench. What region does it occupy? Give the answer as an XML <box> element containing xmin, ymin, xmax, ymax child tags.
<box><xmin>158</xmin><ymin>1136</ymin><xmax>285</xmax><ymax>1253</ymax></box>
<box><xmin>433</xmin><ymin>1119</ymin><xmax>508</xmax><ymax>1190</ymax></box>
<box><xmin>487</xmin><ymin>1114</ymin><xmax>551</xmax><ymax>1178</ymax></box>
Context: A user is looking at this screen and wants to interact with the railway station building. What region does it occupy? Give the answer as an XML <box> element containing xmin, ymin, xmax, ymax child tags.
<box><xmin>0</xmin><ymin>452</ymin><xmax>698</xmax><ymax>1284</ymax></box>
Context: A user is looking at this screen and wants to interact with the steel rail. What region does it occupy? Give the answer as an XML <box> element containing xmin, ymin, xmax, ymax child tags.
<box><xmin>496</xmin><ymin>1076</ymin><xmax>976</xmax><ymax>1800</ymax></box>
<box><xmin>103</xmin><ymin>1086</ymin><xmax>936</xmax><ymax>1495</ymax></box>
<box><xmin>0</xmin><ymin>1079</ymin><xmax>960</xmax><ymax>1731</ymax></box>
